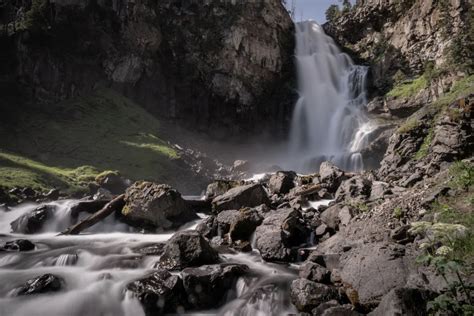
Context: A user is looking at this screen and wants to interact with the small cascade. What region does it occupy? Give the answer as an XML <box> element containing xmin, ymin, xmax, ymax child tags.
<box><xmin>287</xmin><ymin>21</ymin><xmax>376</xmax><ymax>172</ymax></box>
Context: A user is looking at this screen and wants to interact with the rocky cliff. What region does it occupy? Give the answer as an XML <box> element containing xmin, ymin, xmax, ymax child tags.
<box><xmin>0</xmin><ymin>0</ymin><xmax>295</xmax><ymax>137</ymax></box>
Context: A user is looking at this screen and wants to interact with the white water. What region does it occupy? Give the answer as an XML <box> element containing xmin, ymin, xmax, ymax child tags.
<box><xmin>0</xmin><ymin>201</ymin><xmax>297</xmax><ymax>316</ymax></box>
<box><xmin>287</xmin><ymin>21</ymin><xmax>376</xmax><ymax>173</ymax></box>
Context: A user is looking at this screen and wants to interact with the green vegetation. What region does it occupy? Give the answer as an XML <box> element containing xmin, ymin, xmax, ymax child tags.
<box><xmin>414</xmin><ymin>128</ymin><xmax>434</xmax><ymax>160</ymax></box>
<box><xmin>387</xmin><ymin>75</ymin><xmax>428</xmax><ymax>99</ymax></box>
<box><xmin>0</xmin><ymin>89</ymin><xmax>187</xmax><ymax>194</ymax></box>
<box><xmin>397</xmin><ymin>117</ymin><xmax>420</xmax><ymax>134</ymax></box>
<box><xmin>393</xmin><ymin>207</ymin><xmax>404</xmax><ymax>219</ymax></box>
<box><xmin>410</xmin><ymin>161</ymin><xmax>474</xmax><ymax>315</ymax></box>
<box><xmin>23</xmin><ymin>0</ymin><xmax>50</xmax><ymax>32</ymax></box>
<box><xmin>325</xmin><ymin>4</ymin><xmax>341</xmax><ymax>22</ymax></box>
<box><xmin>433</xmin><ymin>75</ymin><xmax>474</xmax><ymax>111</ymax></box>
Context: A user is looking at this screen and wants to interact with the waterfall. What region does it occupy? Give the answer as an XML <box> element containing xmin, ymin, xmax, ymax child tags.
<box><xmin>287</xmin><ymin>21</ymin><xmax>375</xmax><ymax>172</ymax></box>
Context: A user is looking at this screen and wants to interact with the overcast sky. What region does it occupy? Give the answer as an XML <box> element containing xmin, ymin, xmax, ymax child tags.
<box><xmin>286</xmin><ymin>0</ymin><xmax>354</xmax><ymax>23</ymax></box>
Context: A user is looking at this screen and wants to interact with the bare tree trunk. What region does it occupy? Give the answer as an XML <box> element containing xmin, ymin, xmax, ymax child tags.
<box><xmin>59</xmin><ymin>194</ymin><xmax>125</xmax><ymax>235</ymax></box>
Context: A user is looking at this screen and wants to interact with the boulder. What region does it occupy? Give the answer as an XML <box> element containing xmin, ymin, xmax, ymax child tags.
<box><xmin>320</xmin><ymin>204</ymin><xmax>344</xmax><ymax>231</ymax></box>
<box><xmin>335</xmin><ymin>176</ymin><xmax>372</xmax><ymax>202</ymax></box>
<box><xmin>212</xmin><ymin>183</ymin><xmax>269</xmax><ymax>212</ymax></box>
<box><xmin>268</xmin><ymin>171</ymin><xmax>296</xmax><ymax>194</ymax></box>
<box><xmin>216</xmin><ymin>210</ymin><xmax>241</xmax><ymax>237</ymax></box>
<box><xmin>196</xmin><ymin>216</ymin><xmax>218</xmax><ymax>239</ymax></box>
<box><xmin>126</xmin><ymin>270</ymin><xmax>186</xmax><ymax>315</ymax></box>
<box><xmin>320</xmin><ymin>305</ymin><xmax>363</xmax><ymax>316</ymax></box>
<box><xmin>181</xmin><ymin>264</ymin><xmax>248</xmax><ymax>309</ymax></box>
<box><xmin>0</xmin><ymin>239</ymin><xmax>35</xmax><ymax>252</ymax></box>
<box><xmin>14</xmin><ymin>274</ymin><xmax>64</xmax><ymax>296</ymax></box>
<box><xmin>254</xmin><ymin>208</ymin><xmax>308</xmax><ymax>262</ymax></box>
<box><xmin>369</xmin><ymin>288</ymin><xmax>434</xmax><ymax>316</ymax></box>
<box><xmin>215</xmin><ymin>208</ymin><xmax>263</xmax><ymax>242</ymax></box>
<box><xmin>369</xmin><ymin>181</ymin><xmax>391</xmax><ymax>201</ymax></box>
<box><xmin>340</xmin><ymin>243</ymin><xmax>408</xmax><ymax>305</ymax></box>
<box><xmin>10</xmin><ymin>205</ymin><xmax>55</xmax><ymax>234</ymax></box>
<box><xmin>299</xmin><ymin>261</ymin><xmax>330</xmax><ymax>284</ymax></box>
<box><xmin>158</xmin><ymin>231</ymin><xmax>219</xmax><ymax>270</ymax></box>
<box><xmin>319</xmin><ymin>161</ymin><xmax>345</xmax><ymax>191</ymax></box>
<box><xmin>122</xmin><ymin>182</ymin><xmax>197</xmax><ymax>230</ymax></box>
<box><xmin>205</xmin><ymin>180</ymin><xmax>239</xmax><ymax>199</ymax></box>
<box><xmin>290</xmin><ymin>278</ymin><xmax>337</xmax><ymax>312</ymax></box>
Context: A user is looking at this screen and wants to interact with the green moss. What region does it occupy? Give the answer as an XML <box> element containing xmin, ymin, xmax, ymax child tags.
<box><xmin>393</xmin><ymin>207</ymin><xmax>404</xmax><ymax>219</ymax></box>
<box><xmin>414</xmin><ymin>128</ymin><xmax>434</xmax><ymax>160</ymax></box>
<box><xmin>387</xmin><ymin>75</ymin><xmax>428</xmax><ymax>99</ymax></box>
<box><xmin>397</xmin><ymin>117</ymin><xmax>420</xmax><ymax>134</ymax></box>
<box><xmin>0</xmin><ymin>89</ymin><xmax>186</xmax><ymax>193</ymax></box>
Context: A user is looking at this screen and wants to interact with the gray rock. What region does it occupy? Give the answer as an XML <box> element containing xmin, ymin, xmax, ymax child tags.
<box><xmin>299</xmin><ymin>261</ymin><xmax>330</xmax><ymax>284</ymax></box>
<box><xmin>181</xmin><ymin>264</ymin><xmax>248</xmax><ymax>309</ymax></box>
<box><xmin>229</xmin><ymin>207</ymin><xmax>263</xmax><ymax>242</ymax></box>
<box><xmin>212</xmin><ymin>183</ymin><xmax>269</xmax><ymax>212</ymax></box>
<box><xmin>14</xmin><ymin>274</ymin><xmax>64</xmax><ymax>296</ymax></box>
<box><xmin>320</xmin><ymin>205</ymin><xmax>342</xmax><ymax>230</ymax></box>
<box><xmin>0</xmin><ymin>239</ymin><xmax>35</xmax><ymax>252</ymax></box>
<box><xmin>10</xmin><ymin>205</ymin><xmax>55</xmax><ymax>234</ymax></box>
<box><xmin>319</xmin><ymin>161</ymin><xmax>345</xmax><ymax>191</ymax></box>
<box><xmin>290</xmin><ymin>278</ymin><xmax>337</xmax><ymax>312</ymax></box>
<box><xmin>369</xmin><ymin>181</ymin><xmax>391</xmax><ymax>201</ymax></box>
<box><xmin>126</xmin><ymin>269</ymin><xmax>186</xmax><ymax>315</ymax></box>
<box><xmin>205</xmin><ymin>180</ymin><xmax>239</xmax><ymax>199</ymax></box>
<box><xmin>216</xmin><ymin>210</ymin><xmax>241</xmax><ymax>236</ymax></box>
<box><xmin>254</xmin><ymin>208</ymin><xmax>308</xmax><ymax>262</ymax></box>
<box><xmin>369</xmin><ymin>287</ymin><xmax>434</xmax><ymax>316</ymax></box>
<box><xmin>196</xmin><ymin>216</ymin><xmax>218</xmax><ymax>239</ymax></box>
<box><xmin>320</xmin><ymin>305</ymin><xmax>362</xmax><ymax>316</ymax></box>
<box><xmin>340</xmin><ymin>243</ymin><xmax>408</xmax><ymax>305</ymax></box>
<box><xmin>269</xmin><ymin>171</ymin><xmax>296</xmax><ymax>194</ymax></box>
<box><xmin>122</xmin><ymin>181</ymin><xmax>197</xmax><ymax>230</ymax></box>
<box><xmin>158</xmin><ymin>231</ymin><xmax>219</xmax><ymax>270</ymax></box>
<box><xmin>335</xmin><ymin>176</ymin><xmax>372</xmax><ymax>202</ymax></box>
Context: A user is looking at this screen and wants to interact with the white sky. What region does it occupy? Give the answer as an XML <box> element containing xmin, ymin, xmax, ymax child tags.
<box><xmin>286</xmin><ymin>0</ymin><xmax>355</xmax><ymax>23</ymax></box>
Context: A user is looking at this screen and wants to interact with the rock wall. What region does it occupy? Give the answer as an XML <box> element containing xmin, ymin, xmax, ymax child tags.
<box><xmin>0</xmin><ymin>0</ymin><xmax>296</xmax><ymax>138</ymax></box>
<box><xmin>324</xmin><ymin>0</ymin><xmax>472</xmax><ymax>93</ymax></box>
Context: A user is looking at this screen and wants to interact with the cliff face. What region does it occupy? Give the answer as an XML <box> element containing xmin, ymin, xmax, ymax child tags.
<box><xmin>324</xmin><ymin>0</ymin><xmax>472</xmax><ymax>93</ymax></box>
<box><xmin>0</xmin><ymin>0</ymin><xmax>295</xmax><ymax>137</ymax></box>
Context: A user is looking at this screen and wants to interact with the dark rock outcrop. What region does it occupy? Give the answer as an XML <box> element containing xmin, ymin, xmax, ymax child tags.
<box><xmin>290</xmin><ymin>278</ymin><xmax>337</xmax><ymax>312</ymax></box>
<box><xmin>158</xmin><ymin>231</ymin><xmax>219</xmax><ymax>270</ymax></box>
<box><xmin>10</xmin><ymin>205</ymin><xmax>55</xmax><ymax>234</ymax></box>
<box><xmin>0</xmin><ymin>0</ymin><xmax>296</xmax><ymax>137</ymax></box>
<box><xmin>14</xmin><ymin>274</ymin><xmax>64</xmax><ymax>296</ymax></box>
<box><xmin>0</xmin><ymin>239</ymin><xmax>35</xmax><ymax>252</ymax></box>
<box><xmin>269</xmin><ymin>171</ymin><xmax>297</xmax><ymax>194</ymax></box>
<box><xmin>122</xmin><ymin>182</ymin><xmax>197</xmax><ymax>230</ymax></box>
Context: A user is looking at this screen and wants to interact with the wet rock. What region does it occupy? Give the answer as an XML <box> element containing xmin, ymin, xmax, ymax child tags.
<box><xmin>10</xmin><ymin>205</ymin><xmax>55</xmax><ymax>234</ymax></box>
<box><xmin>254</xmin><ymin>208</ymin><xmax>308</xmax><ymax>262</ymax></box>
<box><xmin>126</xmin><ymin>269</ymin><xmax>186</xmax><ymax>315</ymax></box>
<box><xmin>134</xmin><ymin>243</ymin><xmax>165</xmax><ymax>256</ymax></box>
<box><xmin>70</xmin><ymin>199</ymin><xmax>110</xmax><ymax>218</ymax></box>
<box><xmin>212</xmin><ymin>183</ymin><xmax>269</xmax><ymax>212</ymax></box>
<box><xmin>181</xmin><ymin>263</ymin><xmax>248</xmax><ymax>309</ymax></box>
<box><xmin>43</xmin><ymin>189</ymin><xmax>60</xmax><ymax>201</ymax></box>
<box><xmin>369</xmin><ymin>288</ymin><xmax>435</xmax><ymax>316</ymax></box>
<box><xmin>229</xmin><ymin>208</ymin><xmax>263</xmax><ymax>242</ymax></box>
<box><xmin>122</xmin><ymin>182</ymin><xmax>197</xmax><ymax>230</ymax></box>
<box><xmin>0</xmin><ymin>239</ymin><xmax>35</xmax><ymax>252</ymax></box>
<box><xmin>290</xmin><ymin>278</ymin><xmax>337</xmax><ymax>312</ymax></box>
<box><xmin>232</xmin><ymin>240</ymin><xmax>252</xmax><ymax>252</ymax></box>
<box><xmin>205</xmin><ymin>180</ymin><xmax>239</xmax><ymax>199</ymax></box>
<box><xmin>96</xmin><ymin>172</ymin><xmax>130</xmax><ymax>194</ymax></box>
<box><xmin>299</xmin><ymin>261</ymin><xmax>330</xmax><ymax>284</ymax></box>
<box><xmin>14</xmin><ymin>274</ymin><xmax>64</xmax><ymax>296</ymax></box>
<box><xmin>340</xmin><ymin>243</ymin><xmax>408</xmax><ymax>305</ymax></box>
<box><xmin>269</xmin><ymin>171</ymin><xmax>296</xmax><ymax>194</ymax></box>
<box><xmin>158</xmin><ymin>231</ymin><xmax>219</xmax><ymax>270</ymax></box>
<box><xmin>319</xmin><ymin>161</ymin><xmax>345</xmax><ymax>191</ymax></box>
<box><xmin>196</xmin><ymin>216</ymin><xmax>218</xmax><ymax>239</ymax></box>
<box><xmin>335</xmin><ymin>176</ymin><xmax>372</xmax><ymax>202</ymax></box>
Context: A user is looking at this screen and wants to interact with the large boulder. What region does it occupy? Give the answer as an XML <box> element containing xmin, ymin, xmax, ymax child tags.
<box><xmin>319</xmin><ymin>161</ymin><xmax>345</xmax><ymax>191</ymax></box>
<box><xmin>335</xmin><ymin>175</ymin><xmax>372</xmax><ymax>202</ymax></box>
<box><xmin>369</xmin><ymin>288</ymin><xmax>434</xmax><ymax>316</ymax></box>
<box><xmin>122</xmin><ymin>182</ymin><xmax>197</xmax><ymax>230</ymax></box>
<box><xmin>158</xmin><ymin>231</ymin><xmax>219</xmax><ymax>270</ymax></box>
<box><xmin>181</xmin><ymin>264</ymin><xmax>248</xmax><ymax>309</ymax></box>
<box><xmin>205</xmin><ymin>180</ymin><xmax>239</xmax><ymax>199</ymax></box>
<box><xmin>269</xmin><ymin>171</ymin><xmax>296</xmax><ymax>194</ymax></box>
<box><xmin>10</xmin><ymin>205</ymin><xmax>55</xmax><ymax>234</ymax></box>
<box><xmin>212</xmin><ymin>183</ymin><xmax>269</xmax><ymax>212</ymax></box>
<box><xmin>215</xmin><ymin>208</ymin><xmax>263</xmax><ymax>242</ymax></box>
<box><xmin>0</xmin><ymin>239</ymin><xmax>35</xmax><ymax>252</ymax></box>
<box><xmin>290</xmin><ymin>278</ymin><xmax>337</xmax><ymax>312</ymax></box>
<box><xmin>196</xmin><ymin>216</ymin><xmax>218</xmax><ymax>239</ymax></box>
<box><xmin>14</xmin><ymin>274</ymin><xmax>64</xmax><ymax>296</ymax></box>
<box><xmin>339</xmin><ymin>243</ymin><xmax>408</xmax><ymax>306</ymax></box>
<box><xmin>254</xmin><ymin>208</ymin><xmax>308</xmax><ymax>262</ymax></box>
<box><xmin>126</xmin><ymin>270</ymin><xmax>186</xmax><ymax>315</ymax></box>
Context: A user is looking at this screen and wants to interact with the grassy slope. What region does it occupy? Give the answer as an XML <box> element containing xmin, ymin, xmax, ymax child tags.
<box><xmin>0</xmin><ymin>89</ymin><xmax>198</xmax><ymax>194</ymax></box>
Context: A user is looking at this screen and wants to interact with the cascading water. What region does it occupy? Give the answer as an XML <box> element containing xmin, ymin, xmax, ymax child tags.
<box><xmin>287</xmin><ymin>21</ymin><xmax>375</xmax><ymax>172</ymax></box>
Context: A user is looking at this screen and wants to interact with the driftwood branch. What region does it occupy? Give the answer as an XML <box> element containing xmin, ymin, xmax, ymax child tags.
<box><xmin>59</xmin><ymin>194</ymin><xmax>125</xmax><ymax>235</ymax></box>
<box><xmin>296</xmin><ymin>184</ymin><xmax>321</xmax><ymax>197</ymax></box>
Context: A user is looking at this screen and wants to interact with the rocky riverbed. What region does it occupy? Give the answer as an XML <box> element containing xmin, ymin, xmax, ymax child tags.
<box><xmin>1</xmin><ymin>155</ymin><xmax>472</xmax><ymax>315</ymax></box>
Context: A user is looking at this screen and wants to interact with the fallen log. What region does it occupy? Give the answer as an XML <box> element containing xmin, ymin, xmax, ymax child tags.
<box><xmin>296</xmin><ymin>184</ymin><xmax>321</xmax><ymax>197</ymax></box>
<box><xmin>59</xmin><ymin>194</ymin><xmax>125</xmax><ymax>235</ymax></box>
